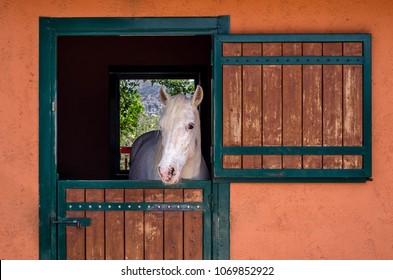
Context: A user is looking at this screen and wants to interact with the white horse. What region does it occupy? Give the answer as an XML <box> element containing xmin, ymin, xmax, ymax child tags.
<box><xmin>129</xmin><ymin>85</ymin><xmax>209</xmax><ymax>184</ymax></box>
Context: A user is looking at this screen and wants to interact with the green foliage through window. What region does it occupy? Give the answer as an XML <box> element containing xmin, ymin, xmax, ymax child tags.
<box><xmin>119</xmin><ymin>80</ymin><xmax>144</xmax><ymax>147</ymax></box>
<box><xmin>150</xmin><ymin>79</ymin><xmax>195</xmax><ymax>96</ymax></box>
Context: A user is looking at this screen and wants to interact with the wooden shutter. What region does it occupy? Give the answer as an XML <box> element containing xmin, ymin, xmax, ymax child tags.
<box><xmin>213</xmin><ymin>34</ymin><xmax>371</xmax><ymax>182</ymax></box>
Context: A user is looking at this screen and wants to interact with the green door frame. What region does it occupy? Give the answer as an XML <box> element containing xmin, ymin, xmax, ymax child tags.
<box><xmin>39</xmin><ymin>16</ymin><xmax>231</xmax><ymax>260</ymax></box>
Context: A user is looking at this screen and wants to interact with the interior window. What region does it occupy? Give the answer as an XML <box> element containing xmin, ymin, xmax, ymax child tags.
<box><xmin>109</xmin><ymin>70</ymin><xmax>202</xmax><ymax>179</ymax></box>
<box><xmin>118</xmin><ymin>79</ymin><xmax>196</xmax><ymax>172</ymax></box>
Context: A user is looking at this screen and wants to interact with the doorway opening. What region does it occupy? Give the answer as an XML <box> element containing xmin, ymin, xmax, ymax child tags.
<box><xmin>57</xmin><ymin>36</ymin><xmax>212</xmax><ymax>180</ymax></box>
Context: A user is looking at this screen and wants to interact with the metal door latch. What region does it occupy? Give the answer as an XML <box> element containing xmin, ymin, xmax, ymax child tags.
<box><xmin>51</xmin><ymin>217</ymin><xmax>91</xmax><ymax>228</ymax></box>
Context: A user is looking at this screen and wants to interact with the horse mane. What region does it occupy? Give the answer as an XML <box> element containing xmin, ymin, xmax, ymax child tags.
<box><xmin>160</xmin><ymin>94</ymin><xmax>193</xmax><ymax>128</ymax></box>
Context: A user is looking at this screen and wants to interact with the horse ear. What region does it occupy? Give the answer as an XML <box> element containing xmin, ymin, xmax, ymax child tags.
<box><xmin>160</xmin><ymin>87</ymin><xmax>169</xmax><ymax>105</ymax></box>
<box><xmin>192</xmin><ymin>85</ymin><xmax>203</xmax><ymax>107</ymax></box>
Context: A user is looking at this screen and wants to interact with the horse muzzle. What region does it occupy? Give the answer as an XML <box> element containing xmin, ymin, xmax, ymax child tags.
<box><xmin>157</xmin><ymin>165</ymin><xmax>180</xmax><ymax>185</ymax></box>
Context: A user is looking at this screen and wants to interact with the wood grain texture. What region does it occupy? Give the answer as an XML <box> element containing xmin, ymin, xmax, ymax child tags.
<box><xmin>283</xmin><ymin>43</ymin><xmax>302</xmax><ymax>169</ymax></box>
<box><xmin>223</xmin><ymin>43</ymin><xmax>242</xmax><ymax>168</ymax></box>
<box><xmin>125</xmin><ymin>189</ymin><xmax>144</xmax><ymax>260</ymax></box>
<box><xmin>105</xmin><ymin>189</ymin><xmax>125</xmax><ymax>259</ymax></box>
<box><xmin>164</xmin><ymin>189</ymin><xmax>183</xmax><ymax>260</ymax></box>
<box><xmin>144</xmin><ymin>189</ymin><xmax>164</xmax><ymax>260</ymax></box>
<box><xmin>85</xmin><ymin>189</ymin><xmax>104</xmax><ymax>259</ymax></box>
<box><xmin>184</xmin><ymin>189</ymin><xmax>203</xmax><ymax>260</ymax></box>
<box><xmin>323</xmin><ymin>43</ymin><xmax>343</xmax><ymax>169</ymax></box>
<box><xmin>66</xmin><ymin>189</ymin><xmax>85</xmax><ymax>260</ymax></box>
<box><xmin>303</xmin><ymin>43</ymin><xmax>323</xmax><ymax>168</ymax></box>
<box><xmin>242</xmin><ymin>43</ymin><xmax>262</xmax><ymax>169</ymax></box>
<box><xmin>343</xmin><ymin>43</ymin><xmax>363</xmax><ymax>169</ymax></box>
<box><xmin>263</xmin><ymin>43</ymin><xmax>282</xmax><ymax>169</ymax></box>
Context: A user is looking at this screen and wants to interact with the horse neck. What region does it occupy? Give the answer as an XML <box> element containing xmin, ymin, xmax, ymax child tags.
<box><xmin>154</xmin><ymin>132</ymin><xmax>163</xmax><ymax>169</ymax></box>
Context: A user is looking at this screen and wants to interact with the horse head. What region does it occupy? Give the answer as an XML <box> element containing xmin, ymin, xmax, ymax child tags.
<box><xmin>157</xmin><ymin>85</ymin><xmax>204</xmax><ymax>184</ymax></box>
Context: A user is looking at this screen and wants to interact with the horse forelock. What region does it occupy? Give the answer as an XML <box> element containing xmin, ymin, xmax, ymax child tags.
<box><xmin>160</xmin><ymin>94</ymin><xmax>197</xmax><ymax>129</ymax></box>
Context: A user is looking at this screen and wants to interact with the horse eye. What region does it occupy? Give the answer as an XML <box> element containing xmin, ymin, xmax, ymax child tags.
<box><xmin>187</xmin><ymin>123</ymin><xmax>195</xmax><ymax>130</ymax></box>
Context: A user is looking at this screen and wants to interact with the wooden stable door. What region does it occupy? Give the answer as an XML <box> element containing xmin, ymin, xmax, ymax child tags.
<box><xmin>57</xmin><ymin>181</ymin><xmax>211</xmax><ymax>260</ymax></box>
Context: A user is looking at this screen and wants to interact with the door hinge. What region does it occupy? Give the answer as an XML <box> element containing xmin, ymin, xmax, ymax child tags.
<box><xmin>51</xmin><ymin>217</ymin><xmax>91</xmax><ymax>228</ymax></box>
<box><xmin>208</xmin><ymin>193</ymin><xmax>215</xmax><ymax>212</ymax></box>
<box><xmin>51</xmin><ymin>101</ymin><xmax>56</xmax><ymax>112</ymax></box>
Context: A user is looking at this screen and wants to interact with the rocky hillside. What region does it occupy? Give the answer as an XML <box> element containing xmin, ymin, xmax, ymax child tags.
<box><xmin>137</xmin><ymin>80</ymin><xmax>164</xmax><ymax>115</ymax></box>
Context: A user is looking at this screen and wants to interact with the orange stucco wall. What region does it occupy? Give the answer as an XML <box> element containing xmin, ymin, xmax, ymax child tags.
<box><xmin>1</xmin><ymin>0</ymin><xmax>393</xmax><ymax>259</ymax></box>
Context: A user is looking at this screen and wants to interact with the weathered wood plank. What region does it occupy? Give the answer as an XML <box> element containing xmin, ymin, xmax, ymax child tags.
<box><xmin>105</xmin><ymin>189</ymin><xmax>124</xmax><ymax>259</ymax></box>
<box><xmin>66</xmin><ymin>189</ymin><xmax>85</xmax><ymax>260</ymax></box>
<box><xmin>164</xmin><ymin>189</ymin><xmax>183</xmax><ymax>260</ymax></box>
<box><xmin>125</xmin><ymin>189</ymin><xmax>144</xmax><ymax>260</ymax></box>
<box><xmin>144</xmin><ymin>189</ymin><xmax>164</xmax><ymax>260</ymax></box>
<box><xmin>283</xmin><ymin>43</ymin><xmax>302</xmax><ymax>169</ymax></box>
<box><xmin>303</xmin><ymin>43</ymin><xmax>323</xmax><ymax>168</ymax></box>
<box><xmin>263</xmin><ymin>43</ymin><xmax>282</xmax><ymax>169</ymax></box>
<box><xmin>85</xmin><ymin>189</ymin><xmax>105</xmax><ymax>260</ymax></box>
<box><xmin>184</xmin><ymin>189</ymin><xmax>203</xmax><ymax>260</ymax></box>
<box><xmin>242</xmin><ymin>43</ymin><xmax>262</xmax><ymax>169</ymax></box>
<box><xmin>343</xmin><ymin>43</ymin><xmax>363</xmax><ymax>169</ymax></box>
<box><xmin>223</xmin><ymin>43</ymin><xmax>242</xmax><ymax>168</ymax></box>
<box><xmin>323</xmin><ymin>43</ymin><xmax>343</xmax><ymax>169</ymax></box>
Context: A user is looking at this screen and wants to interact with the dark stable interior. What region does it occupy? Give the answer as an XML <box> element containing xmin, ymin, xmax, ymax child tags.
<box><xmin>57</xmin><ymin>35</ymin><xmax>212</xmax><ymax>180</ymax></box>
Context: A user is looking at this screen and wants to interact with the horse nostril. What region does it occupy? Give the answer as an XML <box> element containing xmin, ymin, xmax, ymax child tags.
<box><xmin>169</xmin><ymin>167</ymin><xmax>175</xmax><ymax>176</ymax></box>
